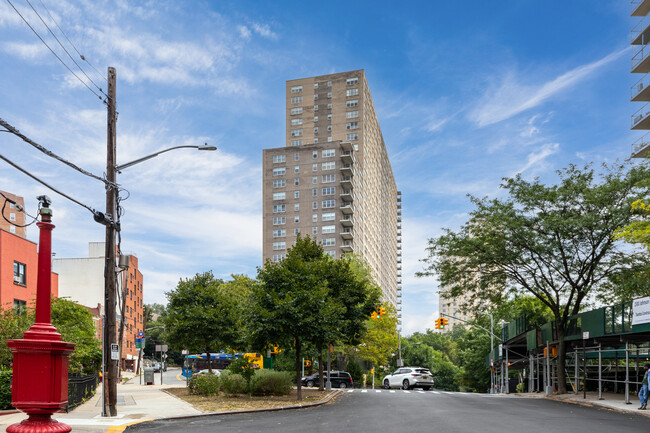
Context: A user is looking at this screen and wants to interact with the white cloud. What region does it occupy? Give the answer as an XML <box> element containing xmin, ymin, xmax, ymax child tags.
<box><xmin>471</xmin><ymin>48</ymin><xmax>628</xmax><ymax>127</ymax></box>
<box><xmin>238</xmin><ymin>25</ymin><xmax>251</xmax><ymax>40</ymax></box>
<box><xmin>251</xmin><ymin>23</ymin><xmax>277</xmax><ymax>40</ymax></box>
<box><xmin>2</xmin><ymin>42</ymin><xmax>48</xmax><ymax>60</ymax></box>
<box><xmin>514</xmin><ymin>142</ymin><xmax>560</xmax><ymax>176</ymax></box>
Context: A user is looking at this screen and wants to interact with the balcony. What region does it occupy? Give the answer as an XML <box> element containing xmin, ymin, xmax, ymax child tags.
<box><xmin>341</xmin><ymin>150</ymin><xmax>354</xmax><ymax>163</ymax></box>
<box><xmin>397</xmin><ymin>216</ymin><xmax>402</xmax><ymax>222</ymax></box>
<box><xmin>340</xmin><ymin>189</ymin><xmax>353</xmax><ymax>200</ymax></box>
<box><xmin>397</xmin><ymin>313</ymin><xmax>402</xmax><ymax>319</ymax></box>
<box><xmin>633</xmin><ymin>16</ymin><xmax>650</xmax><ymax>45</ymax></box>
<box><xmin>397</xmin><ymin>264</ymin><xmax>402</xmax><ymax>270</ymax></box>
<box><xmin>632</xmin><ymin>45</ymin><xmax>650</xmax><ymax>73</ymax></box>
<box><xmin>341</xmin><ymin>228</ymin><xmax>354</xmax><ymax>240</ymax></box>
<box><xmin>397</xmin><ymin>299</ymin><xmax>402</xmax><ymax>305</ymax></box>
<box><xmin>341</xmin><ymin>163</ymin><xmax>354</xmax><ymax>176</ymax></box>
<box><xmin>397</xmin><ymin>209</ymin><xmax>402</xmax><ymax>216</ymax></box>
<box><xmin>397</xmin><ymin>223</ymin><xmax>402</xmax><ymax>229</ymax></box>
<box><xmin>397</xmin><ymin>251</ymin><xmax>402</xmax><ymax>257</ymax></box>
<box><xmin>341</xmin><ymin>141</ymin><xmax>354</xmax><ymax>151</ymax></box>
<box><xmin>633</xmin><ymin>74</ymin><xmax>650</xmax><ymax>102</ymax></box>
<box><xmin>341</xmin><ymin>215</ymin><xmax>353</xmax><ymax>226</ymax></box>
<box><xmin>632</xmin><ymin>103</ymin><xmax>650</xmax><ymax>129</ymax></box>
<box><xmin>397</xmin><ymin>257</ymin><xmax>402</xmax><ymax>263</ymax></box>
<box><xmin>341</xmin><ymin>176</ymin><xmax>353</xmax><ymax>188</ymax></box>
<box><xmin>340</xmin><ymin>202</ymin><xmax>354</xmax><ymax>215</ymax></box>
<box><xmin>632</xmin><ymin>0</ymin><xmax>650</xmax><ymax>16</ymax></box>
<box><xmin>632</xmin><ymin>131</ymin><xmax>650</xmax><ymax>157</ymax></box>
<box><xmin>397</xmin><ymin>292</ymin><xmax>402</xmax><ymax>298</ymax></box>
<box><xmin>397</xmin><ymin>202</ymin><xmax>402</xmax><ymax>209</ymax></box>
<box><xmin>397</xmin><ymin>244</ymin><xmax>402</xmax><ymax>250</ymax></box>
<box><xmin>341</xmin><ymin>241</ymin><xmax>354</xmax><ymax>252</ymax></box>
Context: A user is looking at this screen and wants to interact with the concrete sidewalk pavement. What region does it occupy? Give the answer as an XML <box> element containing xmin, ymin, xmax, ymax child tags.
<box><xmin>1</xmin><ymin>369</ymin><xmax>201</xmax><ymax>433</ymax></box>
<box><xmin>514</xmin><ymin>390</ymin><xmax>650</xmax><ymax>416</ymax></box>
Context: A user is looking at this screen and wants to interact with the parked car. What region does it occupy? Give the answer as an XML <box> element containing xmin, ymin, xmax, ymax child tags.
<box><xmin>301</xmin><ymin>371</ymin><xmax>354</xmax><ymax>389</ymax></box>
<box><xmin>383</xmin><ymin>367</ymin><xmax>434</xmax><ymax>390</ymax></box>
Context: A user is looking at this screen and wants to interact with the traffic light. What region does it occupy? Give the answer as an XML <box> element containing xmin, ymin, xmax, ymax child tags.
<box><xmin>304</xmin><ymin>360</ymin><xmax>312</xmax><ymax>367</ymax></box>
<box><xmin>370</xmin><ymin>368</ymin><xmax>375</xmax><ymax>375</ymax></box>
<box><xmin>270</xmin><ymin>346</ymin><xmax>281</xmax><ymax>354</ymax></box>
<box><xmin>371</xmin><ymin>311</ymin><xmax>378</xmax><ymax>320</ymax></box>
<box><xmin>378</xmin><ymin>307</ymin><xmax>386</xmax><ymax>319</ymax></box>
<box><xmin>434</xmin><ymin>318</ymin><xmax>442</xmax><ymax>330</ymax></box>
<box><xmin>441</xmin><ymin>318</ymin><xmax>449</xmax><ymax>329</ymax></box>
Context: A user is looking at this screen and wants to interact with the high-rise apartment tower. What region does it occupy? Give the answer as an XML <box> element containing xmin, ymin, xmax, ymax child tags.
<box><xmin>262</xmin><ymin>70</ymin><xmax>402</xmax><ymax>312</ymax></box>
<box><xmin>631</xmin><ymin>0</ymin><xmax>650</xmax><ymax>157</ymax></box>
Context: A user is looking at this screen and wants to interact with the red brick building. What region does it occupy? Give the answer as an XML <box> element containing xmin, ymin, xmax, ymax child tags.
<box><xmin>0</xmin><ymin>227</ymin><xmax>58</xmax><ymax>311</ymax></box>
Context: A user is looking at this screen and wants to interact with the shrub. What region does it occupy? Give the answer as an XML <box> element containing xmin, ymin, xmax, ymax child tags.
<box><xmin>250</xmin><ymin>370</ymin><xmax>293</xmax><ymax>396</ymax></box>
<box><xmin>188</xmin><ymin>373</ymin><xmax>220</xmax><ymax>396</ymax></box>
<box><xmin>227</xmin><ymin>357</ymin><xmax>256</xmax><ymax>392</ymax></box>
<box><xmin>219</xmin><ymin>371</ymin><xmax>247</xmax><ymax>396</ymax></box>
<box><xmin>0</xmin><ymin>368</ymin><xmax>11</xmax><ymax>410</ymax></box>
<box><xmin>346</xmin><ymin>358</ymin><xmax>363</xmax><ymax>383</ymax></box>
<box><xmin>516</xmin><ymin>382</ymin><xmax>526</xmax><ymax>393</ymax></box>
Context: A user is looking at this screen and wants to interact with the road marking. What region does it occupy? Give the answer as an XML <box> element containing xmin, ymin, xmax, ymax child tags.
<box><xmin>347</xmin><ymin>389</ymin><xmax>354</xmax><ymax>393</ymax></box>
<box><xmin>361</xmin><ymin>390</ymin><xmax>367</xmax><ymax>393</ymax></box>
<box><xmin>417</xmin><ymin>391</ymin><xmax>425</xmax><ymax>393</ymax></box>
<box><xmin>403</xmin><ymin>390</ymin><xmax>410</xmax><ymax>393</ymax></box>
<box><xmin>432</xmin><ymin>391</ymin><xmax>440</xmax><ymax>394</ymax></box>
<box><xmin>390</xmin><ymin>390</ymin><xmax>396</xmax><ymax>393</ymax></box>
<box><xmin>375</xmin><ymin>390</ymin><xmax>381</xmax><ymax>393</ymax></box>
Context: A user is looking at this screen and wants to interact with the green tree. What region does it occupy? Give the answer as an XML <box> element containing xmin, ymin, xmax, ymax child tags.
<box><xmin>353</xmin><ymin>303</ymin><xmax>398</xmax><ymax>369</ymax></box>
<box><xmin>454</xmin><ymin>325</ymin><xmax>492</xmax><ymax>392</ymax></box>
<box><xmin>163</xmin><ymin>272</ymin><xmax>244</xmax><ymax>372</ymax></box>
<box><xmin>250</xmin><ymin>236</ymin><xmax>334</xmax><ymax>400</ymax></box>
<box><xmin>0</xmin><ymin>306</ymin><xmax>32</xmax><ymax>368</ymax></box>
<box><xmin>419</xmin><ymin>162</ymin><xmax>650</xmax><ymax>393</ymax></box>
<box><xmin>51</xmin><ymin>297</ymin><xmax>102</xmax><ymax>374</ymax></box>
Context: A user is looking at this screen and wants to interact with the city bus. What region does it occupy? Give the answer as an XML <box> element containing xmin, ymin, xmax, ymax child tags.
<box><xmin>181</xmin><ymin>352</ymin><xmax>266</xmax><ymax>378</ymax></box>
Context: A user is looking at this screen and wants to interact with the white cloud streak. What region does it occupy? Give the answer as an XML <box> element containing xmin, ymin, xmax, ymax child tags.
<box><xmin>471</xmin><ymin>48</ymin><xmax>628</xmax><ymax>127</ymax></box>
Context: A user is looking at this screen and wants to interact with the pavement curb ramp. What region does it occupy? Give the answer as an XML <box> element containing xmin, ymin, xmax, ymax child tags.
<box><xmin>127</xmin><ymin>388</ymin><xmax>343</xmax><ymax>427</ymax></box>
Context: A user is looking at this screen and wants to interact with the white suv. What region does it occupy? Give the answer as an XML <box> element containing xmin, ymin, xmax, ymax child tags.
<box><xmin>383</xmin><ymin>367</ymin><xmax>434</xmax><ymax>390</ymax></box>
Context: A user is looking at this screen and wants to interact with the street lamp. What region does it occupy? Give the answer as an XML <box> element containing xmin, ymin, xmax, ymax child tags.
<box><xmin>398</xmin><ymin>341</ymin><xmax>421</xmax><ymax>367</ymax></box>
<box><xmin>101</xmin><ymin>143</ymin><xmax>216</xmax><ymax>417</ymax></box>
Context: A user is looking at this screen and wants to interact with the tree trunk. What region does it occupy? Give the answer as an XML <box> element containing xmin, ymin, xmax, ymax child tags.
<box><xmin>556</xmin><ymin>324</ymin><xmax>567</xmax><ymax>394</ymax></box>
<box><xmin>295</xmin><ymin>339</ymin><xmax>302</xmax><ymax>400</ymax></box>
<box><xmin>206</xmin><ymin>347</ymin><xmax>212</xmax><ymax>373</ymax></box>
<box><xmin>318</xmin><ymin>350</ymin><xmax>324</xmax><ymax>391</ymax></box>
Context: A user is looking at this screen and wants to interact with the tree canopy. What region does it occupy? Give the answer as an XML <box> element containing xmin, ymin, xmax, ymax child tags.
<box><xmin>419</xmin><ymin>162</ymin><xmax>650</xmax><ymax>393</ymax></box>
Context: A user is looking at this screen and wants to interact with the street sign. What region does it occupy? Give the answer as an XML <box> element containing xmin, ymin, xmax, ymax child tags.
<box><xmin>137</xmin><ymin>331</ymin><xmax>144</xmax><ymax>338</ymax></box>
<box><xmin>582</xmin><ymin>331</ymin><xmax>589</xmax><ymax>340</ymax></box>
<box><xmin>111</xmin><ymin>344</ymin><xmax>119</xmax><ymax>360</ymax></box>
<box><xmin>135</xmin><ymin>338</ymin><xmax>145</xmax><ymax>349</ymax></box>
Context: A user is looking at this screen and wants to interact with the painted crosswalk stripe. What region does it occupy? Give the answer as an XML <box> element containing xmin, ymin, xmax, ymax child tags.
<box><xmin>361</xmin><ymin>390</ymin><xmax>368</xmax><ymax>393</ymax></box>
<box><xmin>375</xmin><ymin>390</ymin><xmax>381</xmax><ymax>393</ymax></box>
<box><xmin>403</xmin><ymin>390</ymin><xmax>410</xmax><ymax>393</ymax></box>
<box><xmin>347</xmin><ymin>389</ymin><xmax>354</xmax><ymax>393</ymax></box>
<box><xmin>390</xmin><ymin>390</ymin><xmax>396</xmax><ymax>393</ymax></box>
<box><xmin>432</xmin><ymin>391</ymin><xmax>440</xmax><ymax>394</ymax></box>
<box><xmin>417</xmin><ymin>391</ymin><xmax>425</xmax><ymax>394</ymax></box>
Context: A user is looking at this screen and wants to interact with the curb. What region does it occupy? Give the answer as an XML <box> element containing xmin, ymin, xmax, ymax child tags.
<box><xmin>133</xmin><ymin>389</ymin><xmax>343</xmax><ymax>426</ymax></box>
<box><xmin>543</xmin><ymin>395</ymin><xmax>650</xmax><ymax>417</ymax></box>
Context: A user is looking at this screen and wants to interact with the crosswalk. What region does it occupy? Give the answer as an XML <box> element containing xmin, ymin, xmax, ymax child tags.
<box><xmin>343</xmin><ymin>389</ymin><xmax>514</xmax><ymax>397</ymax></box>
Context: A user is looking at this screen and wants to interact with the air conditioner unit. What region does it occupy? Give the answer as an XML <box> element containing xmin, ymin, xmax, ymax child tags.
<box><xmin>14</xmin><ymin>275</ymin><xmax>22</xmax><ymax>283</ymax></box>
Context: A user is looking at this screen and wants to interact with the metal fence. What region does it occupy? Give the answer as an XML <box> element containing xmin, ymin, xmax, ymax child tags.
<box><xmin>67</xmin><ymin>373</ymin><xmax>99</xmax><ymax>411</ymax></box>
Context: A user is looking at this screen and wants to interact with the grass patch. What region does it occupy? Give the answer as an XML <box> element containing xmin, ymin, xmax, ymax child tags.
<box><xmin>165</xmin><ymin>387</ymin><xmax>335</xmax><ymax>412</ymax></box>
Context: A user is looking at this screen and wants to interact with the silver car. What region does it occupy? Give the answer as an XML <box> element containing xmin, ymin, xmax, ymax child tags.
<box><xmin>383</xmin><ymin>367</ymin><xmax>434</xmax><ymax>390</ymax></box>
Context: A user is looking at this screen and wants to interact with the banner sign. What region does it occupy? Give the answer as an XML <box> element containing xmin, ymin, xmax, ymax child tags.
<box><xmin>632</xmin><ymin>297</ymin><xmax>650</xmax><ymax>326</ymax></box>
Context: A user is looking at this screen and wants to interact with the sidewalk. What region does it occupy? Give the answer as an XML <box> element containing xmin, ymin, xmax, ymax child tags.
<box><xmin>514</xmin><ymin>390</ymin><xmax>650</xmax><ymax>417</ymax></box>
<box><xmin>0</xmin><ymin>369</ymin><xmax>201</xmax><ymax>433</ymax></box>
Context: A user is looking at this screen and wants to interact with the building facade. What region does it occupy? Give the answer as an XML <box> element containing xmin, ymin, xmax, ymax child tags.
<box><xmin>0</xmin><ymin>226</ymin><xmax>59</xmax><ymax>311</ymax></box>
<box><xmin>438</xmin><ymin>286</ymin><xmax>473</xmax><ymax>334</ymax></box>
<box><xmin>262</xmin><ymin>70</ymin><xmax>402</xmax><ymax>311</ymax></box>
<box><xmin>53</xmin><ymin>242</ymin><xmax>144</xmax><ymax>370</ymax></box>
<box><xmin>0</xmin><ymin>190</ymin><xmax>26</xmax><ymax>238</ymax></box>
<box><xmin>631</xmin><ymin>0</ymin><xmax>650</xmax><ymax>157</ymax></box>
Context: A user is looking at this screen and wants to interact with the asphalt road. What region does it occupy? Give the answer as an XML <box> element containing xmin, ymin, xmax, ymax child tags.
<box><xmin>126</xmin><ymin>389</ymin><xmax>649</xmax><ymax>433</ymax></box>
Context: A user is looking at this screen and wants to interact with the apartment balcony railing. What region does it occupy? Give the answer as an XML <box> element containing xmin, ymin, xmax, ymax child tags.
<box><xmin>341</xmin><ymin>151</ymin><xmax>355</xmax><ymax>164</ymax></box>
<box><xmin>341</xmin><ymin>241</ymin><xmax>354</xmax><ymax>252</ymax></box>
<box><xmin>341</xmin><ymin>228</ymin><xmax>354</xmax><ymax>240</ymax></box>
<box><xmin>632</xmin><ymin>103</ymin><xmax>650</xmax><ymax>129</ymax></box>
<box><xmin>397</xmin><ymin>209</ymin><xmax>402</xmax><ymax>216</ymax></box>
<box><xmin>341</xmin><ymin>163</ymin><xmax>354</xmax><ymax>176</ymax></box>
<box><xmin>341</xmin><ymin>141</ymin><xmax>354</xmax><ymax>151</ymax></box>
<box><xmin>397</xmin><ymin>292</ymin><xmax>402</xmax><ymax>298</ymax></box>
<box><xmin>340</xmin><ymin>202</ymin><xmax>354</xmax><ymax>215</ymax></box>
<box><xmin>632</xmin><ymin>0</ymin><xmax>650</xmax><ymax>17</ymax></box>
<box><xmin>632</xmin><ymin>131</ymin><xmax>650</xmax><ymax>158</ymax></box>
<box><xmin>632</xmin><ymin>74</ymin><xmax>650</xmax><ymax>101</ymax></box>
<box><xmin>632</xmin><ymin>45</ymin><xmax>650</xmax><ymax>73</ymax></box>
<box><xmin>397</xmin><ymin>264</ymin><xmax>402</xmax><ymax>270</ymax></box>
<box><xmin>397</xmin><ymin>257</ymin><xmax>402</xmax><ymax>263</ymax></box>
<box><xmin>341</xmin><ymin>176</ymin><xmax>353</xmax><ymax>188</ymax></box>
<box><xmin>341</xmin><ymin>215</ymin><xmax>353</xmax><ymax>226</ymax></box>
<box><xmin>397</xmin><ymin>202</ymin><xmax>402</xmax><ymax>209</ymax></box>
<box><xmin>340</xmin><ymin>189</ymin><xmax>353</xmax><ymax>200</ymax></box>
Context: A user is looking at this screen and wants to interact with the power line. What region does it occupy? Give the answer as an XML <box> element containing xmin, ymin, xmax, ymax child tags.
<box><xmin>0</xmin><ymin>152</ymin><xmax>98</xmax><ymax>216</ymax></box>
<box><xmin>0</xmin><ymin>117</ymin><xmax>116</xmax><ymax>187</ymax></box>
<box><xmin>36</xmin><ymin>0</ymin><xmax>107</xmax><ymax>83</ymax></box>
<box><xmin>5</xmin><ymin>0</ymin><xmax>106</xmax><ymax>103</ymax></box>
<box><xmin>24</xmin><ymin>0</ymin><xmax>107</xmax><ymax>98</ymax></box>
<box><xmin>0</xmin><ymin>191</ymin><xmax>39</xmax><ymax>228</ymax></box>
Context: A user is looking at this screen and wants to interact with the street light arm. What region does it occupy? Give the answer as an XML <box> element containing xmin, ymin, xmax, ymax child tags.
<box><xmin>115</xmin><ymin>144</ymin><xmax>217</xmax><ymax>171</ymax></box>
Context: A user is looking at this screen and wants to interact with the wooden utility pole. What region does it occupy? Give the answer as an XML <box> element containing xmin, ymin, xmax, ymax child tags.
<box><xmin>103</xmin><ymin>66</ymin><xmax>118</xmax><ymax>417</ymax></box>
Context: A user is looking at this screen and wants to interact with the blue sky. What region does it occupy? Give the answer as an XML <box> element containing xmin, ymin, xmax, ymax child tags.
<box><xmin>0</xmin><ymin>0</ymin><xmax>637</xmax><ymax>335</ymax></box>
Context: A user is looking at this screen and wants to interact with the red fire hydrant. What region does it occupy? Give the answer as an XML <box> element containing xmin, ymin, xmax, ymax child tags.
<box><xmin>7</xmin><ymin>201</ymin><xmax>75</xmax><ymax>433</ymax></box>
